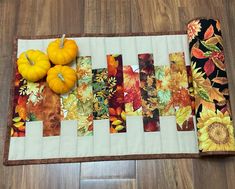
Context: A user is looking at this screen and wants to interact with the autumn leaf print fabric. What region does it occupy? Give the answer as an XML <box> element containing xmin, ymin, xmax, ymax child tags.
<box><xmin>123</xmin><ymin>65</ymin><xmax>142</xmax><ymax>115</ymax></box>
<box><xmin>169</xmin><ymin>53</ymin><xmax>195</xmax><ymax>131</ymax></box>
<box><xmin>11</xmin><ymin>69</ymin><xmax>29</xmax><ymax>137</ymax></box>
<box><xmin>188</xmin><ymin>18</ymin><xmax>235</xmax><ymax>152</ymax></box>
<box><xmin>154</xmin><ymin>53</ymin><xmax>195</xmax><ymax>131</ymax></box>
<box><xmin>138</xmin><ymin>54</ymin><xmax>160</xmax><ymax>132</ymax></box>
<box><xmin>61</xmin><ymin>57</ymin><xmax>93</xmax><ymax>136</ymax></box>
<box><xmin>154</xmin><ymin>65</ymin><xmax>175</xmax><ymax>116</ymax></box>
<box><xmin>11</xmin><ymin>69</ymin><xmax>61</xmax><ymax>137</ymax></box>
<box><xmin>107</xmin><ymin>55</ymin><xmax>126</xmax><ymax>133</ymax></box>
<box><xmin>92</xmin><ymin>68</ymin><xmax>109</xmax><ymax>120</ymax></box>
<box><xmin>41</xmin><ymin>83</ymin><xmax>61</xmax><ymax>136</ymax></box>
<box><xmin>76</xmin><ymin>56</ymin><xmax>93</xmax><ymax>136</ymax></box>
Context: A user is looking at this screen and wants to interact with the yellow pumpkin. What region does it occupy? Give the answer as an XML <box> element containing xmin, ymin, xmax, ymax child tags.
<box><xmin>17</xmin><ymin>50</ymin><xmax>51</xmax><ymax>82</ymax></box>
<box><xmin>46</xmin><ymin>65</ymin><xmax>77</xmax><ymax>94</ymax></box>
<box><xmin>47</xmin><ymin>34</ymin><xmax>78</xmax><ymax>65</ymax></box>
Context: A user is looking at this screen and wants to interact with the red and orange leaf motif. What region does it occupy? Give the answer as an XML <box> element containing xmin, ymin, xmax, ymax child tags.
<box><xmin>204</xmin><ymin>59</ymin><xmax>215</xmax><ymax>76</ymax></box>
<box><xmin>107</xmin><ymin>55</ymin><xmax>118</xmax><ymax>77</ymax></box>
<box><xmin>191</xmin><ymin>47</ymin><xmax>207</xmax><ymax>59</ymax></box>
<box><xmin>123</xmin><ymin>65</ymin><xmax>142</xmax><ymax>113</ymax></box>
<box><xmin>107</xmin><ymin>55</ymin><xmax>126</xmax><ymax>133</ymax></box>
<box><xmin>204</xmin><ymin>25</ymin><xmax>214</xmax><ymax>40</ymax></box>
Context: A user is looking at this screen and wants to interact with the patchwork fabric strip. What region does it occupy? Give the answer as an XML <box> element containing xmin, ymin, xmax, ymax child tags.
<box><xmin>26</xmin><ymin>81</ymin><xmax>61</xmax><ymax>136</ymax></box>
<box><xmin>123</xmin><ymin>65</ymin><xmax>142</xmax><ymax>116</ymax></box>
<box><xmin>188</xmin><ymin>18</ymin><xmax>235</xmax><ymax>152</ymax></box>
<box><xmin>61</xmin><ymin>89</ymin><xmax>78</xmax><ymax>121</ymax></box>
<box><xmin>186</xmin><ymin>65</ymin><xmax>196</xmax><ymax>116</ymax></box>
<box><xmin>138</xmin><ymin>54</ymin><xmax>160</xmax><ymax>132</ymax></box>
<box><xmin>12</xmin><ymin>64</ymin><xmax>62</xmax><ymax>137</ymax></box>
<box><xmin>76</xmin><ymin>56</ymin><xmax>93</xmax><ymax>136</ymax></box>
<box><xmin>92</xmin><ymin>68</ymin><xmax>109</xmax><ymax>120</ymax></box>
<box><xmin>11</xmin><ymin>68</ymin><xmax>29</xmax><ymax>137</ymax></box>
<box><xmin>107</xmin><ymin>55</ymin><xmax>126</xmax><ymax>133</ymax></box>
<box><xmin>41</xmin><ymin>83</ymin><xmax>61</xmax><ymax>136</ymax></box>
<box><xmin>154</xmin><ymin>65</ymin><xmax>175</xmax><ymax>116</ymax></box>
<box><xmin>169</xmin><ymin>52</ymin><xmax>195</xmax><ymax>131</ymax></box>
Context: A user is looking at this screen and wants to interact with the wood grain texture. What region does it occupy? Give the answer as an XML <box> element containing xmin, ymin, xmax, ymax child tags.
<box><xmin>0</xmin><ymin>0</ymin><xmax>19</xmax><ymax>58</ymax></box>
<box><xmin>17</xmin><ymin>0</ymin><xmax>85</xmax><ymax>35</ymax></box>
<box><xmin>84</xmin><ymin>0</ymin><xmax>131</xmax><ymax>33</ymax></box>
<box><xmin>80</xmin><ymin>179</ymin><xmax>136</xmax><ymax>189</ymax></box>
<box><xmin>193</xmin><ymin>158</ymin><xmax>228</xmax><ymax>189</ymax></box>
<box><xmin>137</xmin><ymin>159</ymin><xmax>193</xmax><ymax>189</ymax></box>
<box><xmin>81</xmin><ymin>161</ymin><xmax>136</xmax><ymax>179</ymax></box>
<box><xmin>223</xmin><ymin>1</ymin><xmax>235</xmax><ymax>188</ymax></box>
<box><xmin>1</xmin><ymin>0</ymin><xmax>235</xmax><ymax>188</ymax></box>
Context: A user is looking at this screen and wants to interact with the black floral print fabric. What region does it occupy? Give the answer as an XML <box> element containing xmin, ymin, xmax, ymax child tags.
<box><xmin>188</xmin><ymin>18</ymin><xmax>235</xmax><ymax>152</ymax></box>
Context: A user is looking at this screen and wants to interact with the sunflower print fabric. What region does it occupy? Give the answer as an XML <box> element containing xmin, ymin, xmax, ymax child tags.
<box><xmin>188</xmin><ymin>18</ymin><xmax>235</xmax><ymax>151</ymax></box>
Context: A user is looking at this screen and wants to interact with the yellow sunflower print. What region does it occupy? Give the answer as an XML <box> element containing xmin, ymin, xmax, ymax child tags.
<box><xmin>198</xmin><ymin>109</ymin><xmax>235</xmax><ymax>152</ymax></box>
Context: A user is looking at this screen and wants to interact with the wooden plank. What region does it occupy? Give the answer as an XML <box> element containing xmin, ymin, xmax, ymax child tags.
<box><xmin>84</xmin><ymin>0</ymin><xmax>131</xmax><ymax>33</ymax></box>
<box><xmin>224</xmin><ymin>2</ymin><xmax>235</xmax><ymax>189</ymax></box>
<box><xmin>0</xmin><ymin>125</ymin><xmax>6</xmax><ymax>189</ymax></box>
<box><xmin>193</xmin><ymin>158</ymin><xmax>228</xmax><ymax>189</ymax></box>
<box><xmin>16</xmin><ymin>0</ymin><xmax>85</xmax><ymax>35</ymax></box>
<box><xmin>130</xmin><ymin>0</ymin><xmax>180</xmax><ymax>32</ymax></box>
<box><xmin>0</xmin><ymin>57</ymin><xmax>14</xmax><ymax>186</ymax></box>
<box><xmin>223</xmin><ymin>0</ymin><xmax>235</xmax><ymax>121</ymax></box>
<box><xmin>2</xmin><ymin>164</ymin><xmax>80</xmax><ymax>189</ymax></box>
<box><xmin>81</xmin><ymin>179</ymin><xmax>135</xmax><ymax>189</ymax></box>
<box><xmin>0</xmin><ymin>57</ymin><xmax>12</xmax><ymax>125</ymax></box>
<box><xmin>0</xmin><ymin>0</ymin><xmax>18</xmax><ymax>185</ymax></box>
<box><xmin>225</xmin><ymin>157</ymin><xmax>235</xmax><ymax>189</ymax></box>
<box><xmin>81</xmin><ymin>161</ymin><xmax>136</xmax><ymax>179</ymax></box>
<box><xmin>137</xmin><ymin>159</ymin><xmax>193</xmax><ymax>189</ymax></box>
<box><xmin>0</xmin><ymin>0</ymin><xmax>19</xmax><ymax>58</ymax></box>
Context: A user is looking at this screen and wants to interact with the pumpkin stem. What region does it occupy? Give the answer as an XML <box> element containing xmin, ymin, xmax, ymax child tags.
<box><xmin>60</xmin><ymin>34</ymin><xmax>66</xmax><ymax>48</ymax></box>
<box><xmin>58</xmin><ymin>73</ymin><xmax>65</xmax><ymax>82</ymax></box>
<box><xmin>25</xmin><ymin>53</ymin><xmax>34</xmax><ymax>65</ymax></box>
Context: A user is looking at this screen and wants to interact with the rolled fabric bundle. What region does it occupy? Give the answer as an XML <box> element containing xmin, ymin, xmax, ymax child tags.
<box><xmin>187</xmin><ymin>18</ymin><xmax>235</xmax><ymax>152</ymax></box>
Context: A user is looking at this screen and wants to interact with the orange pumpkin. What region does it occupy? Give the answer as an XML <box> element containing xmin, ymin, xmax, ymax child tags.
<box><xmin>46</xmin><ymin>65</ymin><xmax>77</xmax><ymax>94</ymax></box>
<box><xmin>47</xmin><ymin>34</ymin><xmax>78</xmax><ymax>65</ymax></box>
<box><xmin>17</xmin><ymin>50</ymin><xmax>51</xmax><ymax>82</ymax></box>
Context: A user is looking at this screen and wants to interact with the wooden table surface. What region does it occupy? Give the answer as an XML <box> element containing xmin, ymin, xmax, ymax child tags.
<box><xmin>1</xmin><ymin>0</ymin><xmax>235</xmax><ymax>188</ymax></box>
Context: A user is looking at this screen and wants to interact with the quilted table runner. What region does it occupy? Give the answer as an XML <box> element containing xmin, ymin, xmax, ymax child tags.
<box><xmin>4</xmin><ymin>18</ymin><xmax>235</xmax><ymax>165</ymax></box>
